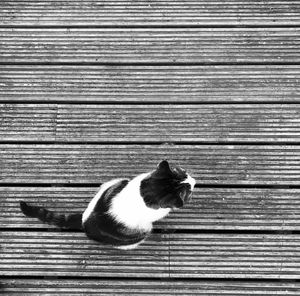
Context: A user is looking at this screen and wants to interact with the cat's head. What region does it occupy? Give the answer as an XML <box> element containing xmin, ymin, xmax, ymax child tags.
<box><xmin>140</xmin><ymin>160</ymin><xmax>196</xmax><ymax>209</ymax></box>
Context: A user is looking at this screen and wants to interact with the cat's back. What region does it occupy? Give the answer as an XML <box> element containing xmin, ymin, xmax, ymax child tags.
<box><xmin>82</xmin><ymin>178</ymin><xmax>129</xmax><ymax>223</ymax></box>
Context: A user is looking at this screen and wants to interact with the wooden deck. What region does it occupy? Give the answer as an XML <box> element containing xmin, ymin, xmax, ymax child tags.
<box><xmin>1</xmin><ymin>1</ymin><xmax>300</xmax><ymax>294</ymax></box>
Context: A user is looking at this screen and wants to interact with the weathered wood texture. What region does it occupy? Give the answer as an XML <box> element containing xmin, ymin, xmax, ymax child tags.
<box><xmin>1</xmin><ymin>104</ymin><xmax>300</xmax><ymax>142</ymax></box>
<box><xmin>0</xmin><ymin>0</ymin><xmax>299</xmax><ymax>26</ymax></box>
<box><xmin>2</xmin><ymin>187</ymin><xmax>300</xmax><ymax>230</ymax></box>
<box><xmin>1</xmin><ymin>0</ymin><xmax>300</xmax><ymax>291</ymax></box>
<box><xmin>1</xmin><ymin>144</ymin><xmax>300</xmax><ymax>185</ymax></box>
<box><xmin>1</xmin><ymin>28</ymin><xmax>299</xmax><ymax>63</ymax></box>
<box><xmin>169</xmin><ymin>233</ymin><xmax>300</xmax><ymax>279</ymax></box>
<box><xmin>1</xmin><ymin>65</ymin><xmax>299</xmax><ymax>102</ymax></box>
<box><xmin>1</xmin><ymin>232</ymin><xmax>300</xmax><ymax>279</ymax></box>
<box><xmin>2</xmin><ymin>279</ymin><xmax>300</xmax><ymax>295</ymax></box>
<box><xmin>0</xmin><ymin>232</ymin><xmax>169</xmax><ymax>277</ymax></box>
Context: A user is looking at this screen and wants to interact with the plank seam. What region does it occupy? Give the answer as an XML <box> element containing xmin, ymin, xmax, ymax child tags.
<box><xmin>1</xmin><ymin>25</ymin><xmax>300</xmax><ymax>29</ymax></box>
<box><xmin>1</xmin><ymin>100</ymin><xmax>300</xmax><ymax>105</ymax></box>
<box><xmin>1</xmin><ymin>140</ymin><xmax>300</xmax><ymax>145</ymax></box>
<box><xmin>1</xmin><ymin>62</ymin><xmax>300</xmax><ymax>66</ymax></box>
<box><xmin>1</xmin><ymin>275</ymin><xmax>299</xmax><ymax>283</ymax></box>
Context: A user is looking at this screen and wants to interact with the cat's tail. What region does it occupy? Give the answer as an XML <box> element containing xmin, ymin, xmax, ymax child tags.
<box><xmin>20</xmin><ymin>201</ymin><xmax>83</xmax><ymax>230</ymax></box>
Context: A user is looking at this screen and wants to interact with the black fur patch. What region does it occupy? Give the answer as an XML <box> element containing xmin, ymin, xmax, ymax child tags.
<box><xmin>83</xmin><ymin>179</ymin><xmax>146</xmax><ymax>246</ymax></box>
<box><xmin>94</xmin><ymin>179</ymin><xmax>129</xmax><ymax>213</ymax></box>
<box><xmin>20</xmin><ymin>201</ymin><xmax>83</xmax><ymax>230</ymax></box>
<box><xmin>84</xmin><ymin>213</ymin><xmax>147</xmax><ymax>246</ymax></box>
<box><xmin>141</xmin><ymin>160</ymin><xmax>189</xmax><ymax>209</ymax></box>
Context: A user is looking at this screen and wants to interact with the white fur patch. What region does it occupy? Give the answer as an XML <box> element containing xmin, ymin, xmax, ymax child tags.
<box><xmin>181</xmin><ymin>174</ymin><xmax>196</xmax><ymax>190</ymax></box>
<box><xmin>109</xmin><ymin>173</ymin><xmax>170</xmax><ymax>231</ymax></box>
<box><xmin>82</xmin><ymin>178</ymin><xmax>125</xmax><ymax>223</ymax></box>
<box><xmin>115</xmin><ymin>241</ymin><xmax>144</xmax><ymax>250</ymax></box>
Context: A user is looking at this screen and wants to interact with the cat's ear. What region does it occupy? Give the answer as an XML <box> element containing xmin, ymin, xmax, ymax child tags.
<box><xmin>153</xmin><ymin>160</ymin><xmax>172</xmax><ymax>179</ymax></box>
<box><xmin>158</xmin><ymin>160</ymin><xmax>171</xmax><ymax>172</ymax></box>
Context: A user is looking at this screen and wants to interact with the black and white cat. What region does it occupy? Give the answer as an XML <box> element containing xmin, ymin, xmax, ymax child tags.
<box><xmin>20</xmin><ymin>160</ymin><xmax>195</xmax><ymax>250</ymax></box>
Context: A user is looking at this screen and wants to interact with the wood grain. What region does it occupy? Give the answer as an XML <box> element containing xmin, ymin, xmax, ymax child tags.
<box><xmin>2</xmin><ymin>279</ymin><xmax>300</xmax><ymax>295</ymax></box>
<box><xmin>0</xmin><ymin>144</ymin><xmax>300</xmax><ymax>185</ymax></box>
<box><xmin>169</xmin><ymin>233</ymin><xmax>300</xmax><ymax>279</ymax></box>
<box><xmin>1</xmin><ymin>231</ymin><xmax>300</xmax><ymax>279</ymax></box>
<box><xmin>0</xmin><ymin>0</ymin><xmax>299</xmax><ymax>26</ymax></box>
<box><xmin>2</xmin><ymin>187</ymin><xmax>300</xmax><ymax>231</ymax></box>
<box><xmin>0</xmin><ymin>104</ymin><xmax>56</xmax><ymax>141</ymax></box>
<box><xmin>1</xmin><ymin>65</ymin><xmax>299</xmax><ymax>102</ymax></box>
<box><xmin>0</xmin><ymin>231</ymin><xmax>169</xmax><ymax>278</ymax></box>
<box><xmin>1</xmin><ymin>28</ymin><xmax>299</xmax><ymax>63</ymax></box>
<box><xmin>2</xmin><ymin>0</ymin><xmax>300</xmax><ymax>289</ymax></box>
<box><xmin>1</xmin><ymin>103</ymin><xmax>300</xmax><ymax>142</ymax></box>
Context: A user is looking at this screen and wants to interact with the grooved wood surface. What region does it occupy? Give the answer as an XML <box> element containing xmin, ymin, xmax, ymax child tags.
<box><xmin>1</xmin><ymin>104</ymin><xmax>300</xmax><ymax>142</ymax></box>
<box><xmin>0</xmin><ymin>0</ymin><xmax>299</xmax><ymax>26</ymax></box>
<box><xmin>1</xmin><ymin>28</ymin><xmax>300</xmax><ymax>63</ymax></box>
<box><xmin>169</xmin><ymin>233</ymin><xmax>300</xmax><ymax>279</ymax></box>
<box><xmin>2</xmin><ymin>279</ymin><xmax>300</xmax><ymax>295</ymax></box>
<box><xmin>2</xmin><ymin>187</ymin><xmax>300</xmax><ymax>231</ymax></box>
<box><xmin>1</xmin><ymin>65</ymin><xmax>299</xmax><ymax>102</ymax></box>
<box><xmin>1</xmin><ymin>144</ymin><xmax>300</xmax><ymax>185</ymax></box>
<box><xmin>0</xmin><ymin>232</ymin><xmax>169</xmax><ymax>278</ymax></box>
<box><xmin>2</xmin><ymin>0</ymin><xmax>300</xmax><ymax>291</ymax></box>
<box><xmin>1</xmin><ymin>232</ymin><xmax>300</xmax><ymax>279</ymax></box>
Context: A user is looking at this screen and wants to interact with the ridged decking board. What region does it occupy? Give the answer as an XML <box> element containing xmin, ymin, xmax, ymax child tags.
<box><xmin>0</xmin><ymin>232</ymin><xmax>169</xmax><ymax>278</ymax></box>
<box><xmin>2</xmin><ymin>0</ymin><xmax>300</xmax><ymax>292</ymax></box>
<box><xmin>169</xmin><ymin>233</ymin><xmax>300</xmax><ymax>279</ymax></box>
<box><xmin>2</xmin><ymin>187</ymin><xmax>300</xmax><ymax>230</ymax></box>
<box><xmin>1</xmin><ymin>144</ymin><xmax>300</xmax><ymax>185</ymax></box>
<box><xmin>1</xmin><ymin>232</ymin><xmax>300</xmax><ymax>279</ymax></box>
<box><xmin>1</xmin><ymin>28</ymin><xmax>300</xmax><ymax>63</ymax></box>
<box><xmin>0</xmin><ymin>0</ymin><xmax>299</xmax><ymax>26</ymax></box>
<box><xmin>0</xmin><ymin>104</ymin><xmax>56</xmax><ymax>141</ymax></box>
<box><xmin>1</xmin><ymin>65</ymin><xmax>299</xmax><ymax>102</ymax></box>
<box><xmin>1</xmin><ymin>104</ymin><xmax>300</xmax><ymax>142</ymax></box>
<box><xmin>2</xmin><ymin>279</ymin><xmax>300</xmax><ymax>295</ymax></box>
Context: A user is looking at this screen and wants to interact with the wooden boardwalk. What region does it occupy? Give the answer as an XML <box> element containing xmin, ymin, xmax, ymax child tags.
<box><xmin>1</xmin><ymin>1</ymin><xmax>300</xmax><ymax>294</ymax></box>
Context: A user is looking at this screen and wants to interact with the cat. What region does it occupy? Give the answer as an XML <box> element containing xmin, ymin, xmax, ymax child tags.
<box><xmin>20</xmin><ymin>160</ymin><xmax>196</xmax><ymax>250</ymax></box>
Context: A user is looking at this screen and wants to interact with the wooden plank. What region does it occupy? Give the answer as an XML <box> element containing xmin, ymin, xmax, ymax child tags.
<box><xmin>169</xmin><ymin>233</ymin><xmax>300</xmax><ymax>279</ymax></box>
<box><xmin>0</xmin><ymin>104</ymin><xmax>56</xmax><ymax>141</ymax></box>
<box><xmin>2</xmin><ymin>187</ymin><xmax>300</xmax><ymax>231</ymax></box>
<box><xmin>1</xmin><ymin>28</ymin><xmax>300</xmax><ymax>63</ymax></box>
<box><xmin>1</xmin><ymin>232</ymin><xmax>300</xmax><ymax>279</ymax></box>
<box><xmin>0</xmin><ymin>231</ymin><xmax>169</xmax><ymax>277</ymax></box>
<box><xmin>0</xmin><ymin>144</ymin><xmax>300</xmax><ymax>185</ymax></box>
<box><xmin>2</xmin><ymin>279</ymin><xmax>300</xmax><ymax>295</ymax></box>
<box><xmin>0</xmin><ymin>65</ymin><xmax>299</xmax><ymax>102</ymax></box>
<box><xmin>0</xmin><ymin>0</ymin><xmax>299</xmax><ymax>26</ymax></box>
<box><xmin>1</xmin><ymin>103</ymin><xmax>300</xmax><ymax>142</ymax></box>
